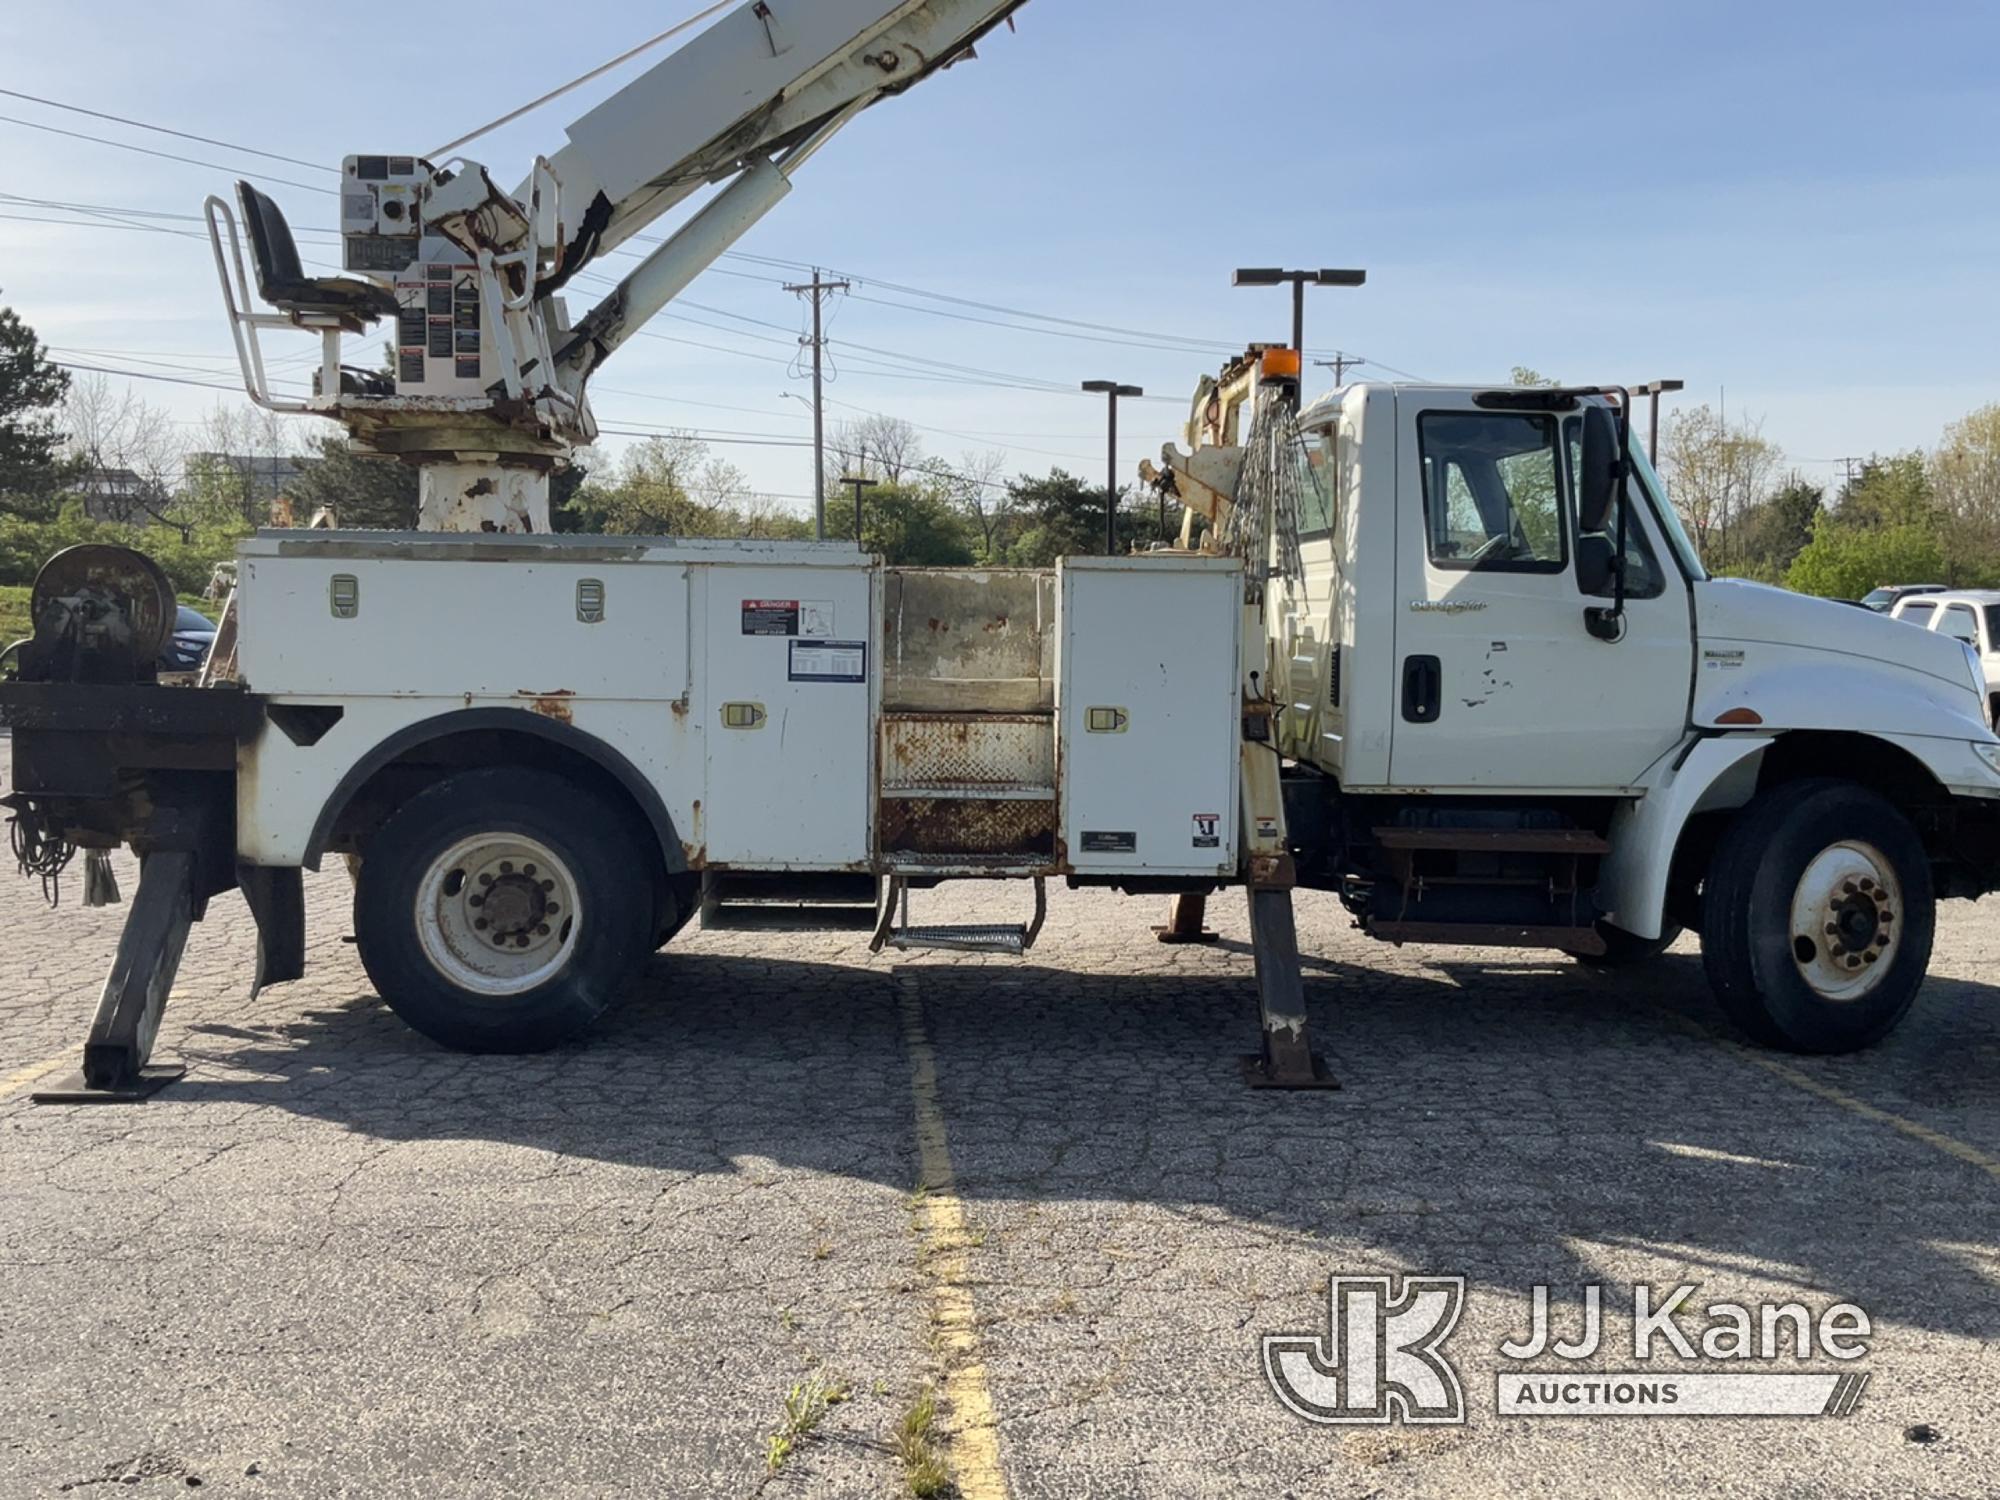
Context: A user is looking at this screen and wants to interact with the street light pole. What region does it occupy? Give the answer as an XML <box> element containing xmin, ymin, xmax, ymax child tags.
<box><xmin>1232</xmin><ymin>267</ymin><xmax>1367</xmax><ymax>358</ymax></box>
<box><xmin>840</xmin><ymin>471</ymin><xmax>880</xmax><ymax>547</ymax></box>
<box><xmin>1629</xmin><ymin>379</ymin><xmax>1686</xmax><ymax>465</ymax></box>
<box><xmin>1082</xmin><ymin>380</ymin><xmax>1143</xmax><ymax>555</ymax></box>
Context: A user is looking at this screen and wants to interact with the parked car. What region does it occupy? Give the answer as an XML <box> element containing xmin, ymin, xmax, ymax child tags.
<box><xmin>159</xmin><ymin>605</ymin><xmax>216</xmax><ymax>674</ymax></box>
<box><xmin>1861</xmin><ymin>583</ymin><xmax>1947</xmax><ymax>612</ymax></box>
<box><xmin>1890</xmin><ymin>589</ymin><xmax>2000</xmax><ymax>725</ymax></box>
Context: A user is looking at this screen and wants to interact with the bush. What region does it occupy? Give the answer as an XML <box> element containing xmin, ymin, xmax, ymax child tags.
<box><xmin>0</xmin><ymin>503</ymin><xmax>249</xmax><ymax>595</ymax></box>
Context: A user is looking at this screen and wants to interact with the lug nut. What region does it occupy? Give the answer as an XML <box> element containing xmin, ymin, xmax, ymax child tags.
<box><xmin>469</xmin><ymin>895</ymin><xmax>484</xmax><ymax>908</ymax></box>
<box><xmin>500</xmin><ymin>861</ymin><xmax>515</xmax><ymax>874</ymax></box>
<box><xmin>545</xmin><ymin>901</ymin><xmax>559</xmax><ymax>914</ymax></box>
<box><xmin>540</xmin><ymin>879</ymin><xmax>555</xmax><ymax>892</ymax></box>
<box><xmin>537</xmin><ymin>924</ymin><xmax>551</xmax><ymax>936</ymax></box>
<box><xmin>474</xmin><ymin>918</ymin><xmax>488</xmax><ymax>931</ymax></box>
<box><xmin>524</xmin><ymin>864</ymin><xmax>537</xmax><ymax>877</ymax></box>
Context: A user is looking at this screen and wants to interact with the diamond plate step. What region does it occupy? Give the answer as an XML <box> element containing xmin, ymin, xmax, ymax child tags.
<box><xmin>886</xmin><ymin>922</ymin><xmax>1029</xmax><ymax>956</ymax></box>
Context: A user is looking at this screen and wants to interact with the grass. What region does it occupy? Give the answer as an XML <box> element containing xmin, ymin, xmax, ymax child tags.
<box><xmin>763</xmin><ymin>1371</ymin><xmax>852</xmax><ymax>1475</ymax></box>
<box><xmin>895</xmin><ymin>1387</ymin><xmax>952</xmax><ymax>1498</ymax></box>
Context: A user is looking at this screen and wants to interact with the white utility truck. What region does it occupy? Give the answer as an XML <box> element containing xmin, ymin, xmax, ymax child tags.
<box><xmin>6</xmin><ymin>2</ymin><xmax>2000</xmax><ymax>1104</ymax></box>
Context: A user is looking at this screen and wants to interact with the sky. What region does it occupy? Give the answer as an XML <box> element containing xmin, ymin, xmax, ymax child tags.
<box><xmin>3</xmin><ymin>0</ymin><xmax>1998</xmax><ymax>514</ymax></box>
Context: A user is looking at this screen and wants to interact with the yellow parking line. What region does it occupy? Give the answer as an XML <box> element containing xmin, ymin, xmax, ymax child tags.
<box><xmin>1735</xmin><ymin>1047</ymin><xmax>2000</xmax><ymax>1181</ymax></box>
<box><xmin>0</xmin><ymin>1054</ymin><xmax>71</xmax><ymax>1104</ymax></box>
<box><xmin>1660</xmin><ymin>1009</ymin><xmax>2000</xmax><ymax>1181</ymax></box>
<box><xmin>898</xmin><ymin>972</ymin><xmax>1008</xmax><ymax>1500</ymax></box>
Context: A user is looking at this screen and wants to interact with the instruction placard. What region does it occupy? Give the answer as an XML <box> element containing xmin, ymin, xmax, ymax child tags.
<box><xmin>789</xmin><ymin>640</ymin><xmax>867</xmax><ymax>683</ymax></box>
<box><xmin>742</xmin><ymin>599</ymin><xmax>836</xmax><ymax>637</ymax></box>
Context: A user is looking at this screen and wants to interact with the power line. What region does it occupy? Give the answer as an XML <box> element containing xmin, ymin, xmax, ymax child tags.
<box><xmin>0</xmin><ymin>113</ymin><xmax>325</xmax><ymax>193</ymax></box>
<box><xmin>0</xmin><ymin>87</ymin><xmax>335</xmax><ymax>173</ymax></box>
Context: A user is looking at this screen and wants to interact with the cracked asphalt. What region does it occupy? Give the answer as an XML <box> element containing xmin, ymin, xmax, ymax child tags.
<box><xmin>4</xmin><ymin>740</ymin><xmax>1999</xmax><ymax>1498</ymax></box>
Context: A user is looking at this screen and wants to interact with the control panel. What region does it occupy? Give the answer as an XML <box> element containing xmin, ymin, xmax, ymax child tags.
<box><xmin>342</xmin><ymin>155</ymin><xmax>493</xmax><ymax>400</ymax></box>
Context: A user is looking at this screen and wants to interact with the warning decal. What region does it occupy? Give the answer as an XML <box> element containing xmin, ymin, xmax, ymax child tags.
<box><xmin>742</xmin><ymin>600</ymin><xmax>799</xmax><ymax>636</ymax></box>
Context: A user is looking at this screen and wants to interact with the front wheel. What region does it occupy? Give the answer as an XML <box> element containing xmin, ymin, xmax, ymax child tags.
<box><xmin>1700</xmin><ymin>779</ymin><xmax>1933</xmax><ymax>1054</ymax></box>
<box><xmin>354</xmin><ymin>767</ymin><xmax>654</xmax><ymax>1052</ymax></box>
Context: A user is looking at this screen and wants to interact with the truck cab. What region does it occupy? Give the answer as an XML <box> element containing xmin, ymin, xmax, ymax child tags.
<box><xmin>1269</xmin><ymin>381</ymin><xmax>2000</xmax><ymax>1051</ymax></box>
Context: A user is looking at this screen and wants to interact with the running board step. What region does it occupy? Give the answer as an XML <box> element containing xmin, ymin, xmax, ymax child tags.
<box><xmin>1370</xmin><ymin>920</ymin><xmax>1605</xmax><ymax>955</ymax></box>
<box><xmin>887</xmin><ymin>923</ymin><xmax>1031</xmax><ymax>956</ymax></box>
<box><xmin>872</xmin><ymin>875</ymin><xmax>1048</xmax><ymax>956</ymax></box>
<box><xmin>1372</xmin><ymin>827</ymin><xmax>1611</xmax><ymax>855</ymax></box>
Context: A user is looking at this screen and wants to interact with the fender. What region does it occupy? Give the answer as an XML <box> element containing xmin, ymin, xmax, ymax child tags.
<box><xmin>301</xmin><ymin>707</ymin><xmax>688</xmax><ymax>874</ymax></box>
<box><xmin>1598</xmin><ymin>734</ymin><xmax>1771</xmax><ymax>940</ymax></box>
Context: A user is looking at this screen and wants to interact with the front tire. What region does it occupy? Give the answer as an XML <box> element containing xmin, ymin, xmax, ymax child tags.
<box><xmin>1700</xmin><ymin>779</ymin><xmax>1933</xmax><ymax>1054</ymax></box>
<box><xmin>354</xmin><ymin>767</ymin><xmax>654</xmax><ymax>1052</ymax></box>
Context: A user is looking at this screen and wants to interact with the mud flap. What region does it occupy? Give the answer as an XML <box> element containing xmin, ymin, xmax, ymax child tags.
<box><xmin>238</xmin><ymin>864</ymin><xmax>305</xmax><ymax>997</ymax></box>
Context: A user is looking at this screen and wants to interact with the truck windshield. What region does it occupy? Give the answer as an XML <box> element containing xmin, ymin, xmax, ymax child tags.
<box><xmin>1629</xmin><ymin>440</ymin><xmax>1707</xmax><ymax>581</ymax></box>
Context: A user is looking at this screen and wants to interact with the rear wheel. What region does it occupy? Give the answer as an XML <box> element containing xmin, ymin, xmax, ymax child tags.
<box><xmin>354</xmin><ymin>767</ymin><xmax>654</xmax><ymax>1052</ymax></box>
<box><xmin>1699</xmin><ymin>779</ymin><xmax>1932</xmax><ymax>1054</ymax></box>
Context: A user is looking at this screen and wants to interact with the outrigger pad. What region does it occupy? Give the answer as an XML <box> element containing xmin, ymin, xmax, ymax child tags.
<box><xmin>33</xmin><ymin>1063</ymin><xmax>186</xmax><ymax>1105</ymax></box>
<box><xmin>1240</xmin><ymin>1052</ymin><xmax>1341</xmax><ymax>1090</ymax></box>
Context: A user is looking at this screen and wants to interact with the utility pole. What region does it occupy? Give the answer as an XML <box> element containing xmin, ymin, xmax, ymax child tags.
<box><xmin>784</xmin><ymin>268</ymin><xmax>849</xmax><ymax>541</ymax></box>
<box><xmin>1232</xmin><ymin>268</ymin><xmax>1367</xmax><ymax>361</ymax></box>
<box><xmin>1082</xmin><ymin>380</ymin><xmax>1144</xmax><ymax>555</ymax></box>
<box><xmin>1629</xmin><ymin>379</ymin><xmax>1685</xmax><ymax>465</ymax></box>
<box><xmin>1315</xmin><ymin>353</ymin><xmax>1365</xmax><ymax>386</ymax></box>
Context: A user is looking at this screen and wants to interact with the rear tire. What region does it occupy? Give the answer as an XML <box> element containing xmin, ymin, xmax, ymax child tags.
<box><xmin>1699</xmin><ymin>778</ymin><xmax>1932</xmax><ymax>1054</ymax></box>
<box><xmin>354</xmin><ymin>767</ymin><xmax>654</xmax><ymax>1053</ymax></box>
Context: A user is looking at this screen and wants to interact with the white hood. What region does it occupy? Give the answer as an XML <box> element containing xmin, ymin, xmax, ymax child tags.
<box><xmin>1694</xmin><ymin>579</ymin><xmax>1985</xmax><ymax>735</ymax></box>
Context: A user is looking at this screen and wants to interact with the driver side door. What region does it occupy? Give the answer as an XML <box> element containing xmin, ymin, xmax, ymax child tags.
<box><xmin>1388</xmin><ymin>392</ymin><xmax>1692</xmax><ymax>791</ymax></box>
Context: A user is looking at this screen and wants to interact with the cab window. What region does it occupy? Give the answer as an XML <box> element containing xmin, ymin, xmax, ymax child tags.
<box><xmin>1899</xmin><ymin>600</ymin><xmax>1937</xmax><ymax>626</ymax></box>
<box><xmin>1939</xmin><ymin>603</ymin><xmax>1980</xmax><ymax>645</ymax></box>
<box><xmin>1564</xmin><ymin>416</ymin><xmax>1664</xmax><ymax>599</ymax></box>
<box><xmin>1298</xmin><ymin>426</ymin><xmax>1336</xmax><ymax>537</ymax></box>
<box><xmin>1417</xmin><ymin>412</ymin><xmax>1566</xmax><ymax>573</ymax></box>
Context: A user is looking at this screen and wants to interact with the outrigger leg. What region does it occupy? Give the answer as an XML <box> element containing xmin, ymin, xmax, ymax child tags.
<box><xmin>34</xmin><ymin>851</ymin><xmax>199</xmax><ymax>1103</ymax></box>
<box><xmin>1242</xmin><ymin>885</ymin><xmax>1338</xmax><ymax>1089</ymax></box>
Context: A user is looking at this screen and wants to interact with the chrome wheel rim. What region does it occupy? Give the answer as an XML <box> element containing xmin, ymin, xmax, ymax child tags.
<box><xmin>414</xmin><ymin>833</ymin><xmax>580</xmax><ymax>996</ymax></box>
<box><xmin>1788</xmin><ymin>840</ymin><xmax>1900</xmax><ymax>1002</ymax></box>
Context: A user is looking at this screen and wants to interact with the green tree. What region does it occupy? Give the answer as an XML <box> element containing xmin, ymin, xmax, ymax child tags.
<box><xmin>1661</xmin><ymin>404</ymin><xmax>1782</xmax><ymax>568</ymax></box>
<box><xmin>1785</xmin><ymin>512</ymin><xmax>1946</xmax><ymax>600</ymax></box>
<box><xmin>1931</xmin><ymin>404</ymin><xmax>2000</xmax><ymax>576</ymax></box>
<box><xmin>0</xmin><ymin>298</ymin><xmax>72</xmax><ymax>519</ymax></box>
<box><xmin>281</xmin><ymin>436</ymin><xmax>420</xmax><ymax>530</ymax></box>
<box><xmin>844</xmin><ymin>481</ymin><xmax>973</xmax><ymax>566</ymax></box>
<box><xmin>1004</xmin><ymin>468</ymin><xmax>1165</xmax><ymax>564</ymax></box>
<box><xmin>1836</xmin><ymin>452</ymin><xmax>1937</xmax><ymax>533</ymax></box>
<box><xmin>1730</xmin><ymin>478</ymin><xmax>1823</xmax><ymax>583</ymax></box>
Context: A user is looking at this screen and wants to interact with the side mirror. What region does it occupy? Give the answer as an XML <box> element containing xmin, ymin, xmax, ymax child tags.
<box><xmin>1576</xmin><ymin>533</ymin><xmax>1618</xmax><ymax>596</ymax></box>
<box><xmin>1577</xmin><ymin>404</ymin><xmax>1620</xmax><ymax>534</ymax></box>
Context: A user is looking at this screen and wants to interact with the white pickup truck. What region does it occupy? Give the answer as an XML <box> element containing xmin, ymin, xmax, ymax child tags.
<box><xmin>6</xmin><ymin>378</ymin><xmax>1999</xmax><ymax>1103</ymax></box>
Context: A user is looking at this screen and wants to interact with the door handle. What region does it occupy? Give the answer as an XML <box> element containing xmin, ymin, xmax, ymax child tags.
<box><xmin>1402</xmin><ymin>655</ymin><xmax>1442</xmax><ymax>723</ymax></box>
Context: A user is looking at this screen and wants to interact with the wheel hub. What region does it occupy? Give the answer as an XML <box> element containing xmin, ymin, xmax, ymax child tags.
<box><xmin>416</xmin><ymin>835</ymin><xmax>578</xmax><ymax>995</ymax></box>
<box><xmin>1789</xmin><ymin>841</ymin><xmax>1899</xmax><ymax>1002</ymax></box>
